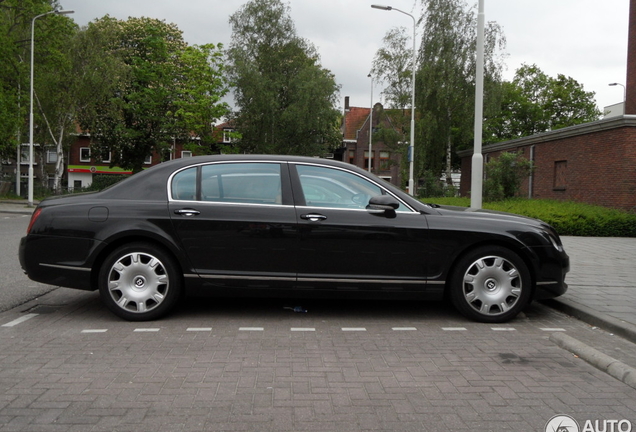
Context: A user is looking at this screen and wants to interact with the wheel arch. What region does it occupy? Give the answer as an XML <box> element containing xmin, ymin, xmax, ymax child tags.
<box><xmin>90</xmin><ymin>233</ymin><xmax>188</xmax><ymax>291</ymax></box>
<box><xmin>443</xmin><ymin>237</ymin><xmax>540</xmax><ymax>297</ymax></box>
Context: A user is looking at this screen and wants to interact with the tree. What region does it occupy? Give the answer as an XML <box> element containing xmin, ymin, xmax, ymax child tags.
<box><xmin>227</xmin><ymin>0</ymin><xmax>341</xmax><ymax>156</ymax></box>
<box><xmin>77</xmin><ymin>16</ymin><xmax>229</xmax><ymax>173</ymax></box>
<box><xmin>371</xmin><ymin>0</ymin><xmax>506</xmax><ymax>192</ymax></box>
<box><xmin>0</xmin><ymin>0</ymin><xmax>70</xmax><ymax>161</ymax></box>
<box><xmin>371</xmin><ymin>27</ymin><xmax>413</xmax><ymax>110</ymax></box>
<box><xmin>415</xmin><ymin>0</ymin><xmax>506</xmax><ymax>183</ymax></box>
<box><xmin>484</xmin><ymin>64</ymin><xmax>601</xmax><ymax>142</ymax></box>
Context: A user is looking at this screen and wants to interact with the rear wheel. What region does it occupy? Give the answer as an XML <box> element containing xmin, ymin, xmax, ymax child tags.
<box><xmin>449</xmin><ymin>246</ymin><xmax>532</xmax><ymax>323</ymax></box>
<box><xmin>98</xmin><ymin>242</ymin><xmax>182</xmax><ymax>321</ymax></box>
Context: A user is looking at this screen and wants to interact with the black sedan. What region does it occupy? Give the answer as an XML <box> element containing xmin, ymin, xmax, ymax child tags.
<box><xmin>19</xmin><ymin>155</ymin><xmax>569</xmax><ymax>323</ymax></box>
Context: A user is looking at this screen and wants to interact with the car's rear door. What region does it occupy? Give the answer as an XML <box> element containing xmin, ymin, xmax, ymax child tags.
<box><xmin>289</xmin><ymin>162</ymin><xmax>436</xmax><ymax>295</ymax></box>
<box><xmin>169</xmin><ymin>161</ymin><xmax>298</xmax><ymax>289</ymax></box>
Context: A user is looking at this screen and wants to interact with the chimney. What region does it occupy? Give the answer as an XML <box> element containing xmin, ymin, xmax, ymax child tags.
<box><xmin>626</xmin><ymin>0</ymin><xmax>636</xmax><ymax>114</ymax></box>
<box><xmin>344</xmin><ymin>96</ymin><xmax>350</xmax><ymax>111</ymax></box>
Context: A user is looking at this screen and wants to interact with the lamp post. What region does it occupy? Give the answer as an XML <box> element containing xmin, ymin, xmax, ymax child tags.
<box><xmin>28</xmin><ymin>8</ymin><xmax>74</xmax><ymax>207</ymax></box>
<box><xmin>608</xmin><ymin>82</ymin><xmax>627</xmax><ymax>106</ymax></box>
<box><xmin>470</xmin><ymin>0</ymin><xmax>485</xmax><ymax>209</ymax></box>
<box><xmin>368</xmin><ymin>73</ymin><xmax>373</xmax><ymax>172</ymax></box>
<box><xmin>371</xmin><ymin>5</ymin><xmax>416</xmax><ymax>196</ymax></box>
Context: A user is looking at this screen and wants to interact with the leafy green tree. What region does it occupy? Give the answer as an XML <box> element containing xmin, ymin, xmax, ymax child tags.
<box><xmin>371</xmin><ymin>27</ymin><xmax>413</xmax><ymax>110</ymax></box>
<box><xmin>483</xmin><ymin>151</ymin><xmax>533</xmax><ymax>201</ymax></box>
<box><xmin>415</xmin><ymin>0</ymin><xmax>506</xmax><ymax>181</ymax></box>
<box><xmin>0</xmin><ymin>0</ymin><xmax>71</xmax><ymax>162</ymax></box>
<box><xmin>227</xmin><ymin>0</ymin><xmax>341</xmax><ymax>156</ymax></box>
<box><xmin>77</xmin><ymin>16</ymin><xmax>229</xmax><ymax>173</ymax></box>
<box><xmin>484</xmin><ymin>64</ymin><xmax>601</xmax><ymax>142</ymax></box>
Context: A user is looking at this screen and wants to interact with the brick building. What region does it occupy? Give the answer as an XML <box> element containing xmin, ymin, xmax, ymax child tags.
<box><xmin>459</xmin><ymin>0</ymin><xmax>636</xmax><ymax>212</ymax></box>
<box><xmin>338</xmin><ymin>96</ymin><xmax>406</xmax><ymax>187</ymax></box>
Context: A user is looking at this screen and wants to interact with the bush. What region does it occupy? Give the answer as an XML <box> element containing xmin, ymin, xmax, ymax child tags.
<box><xmin>419</xmin><ymin>197</ymin><xmax>636</xmax><ymax>237</ymax></box>
<box><xmin>483</xmin><ymin>152</ymin><xmax>533</xmax><ymax>201</ymax></box>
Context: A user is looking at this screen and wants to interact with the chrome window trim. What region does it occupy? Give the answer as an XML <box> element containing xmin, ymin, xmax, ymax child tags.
<box><xmin>40</xmin><ymin>263</ymin><xmax>91</xmax><ymax>272</ymax></box>
<box><xmin>167</xmin><ymin>160</ymin><xmax>284</xmax><ymax>202</ymax></box>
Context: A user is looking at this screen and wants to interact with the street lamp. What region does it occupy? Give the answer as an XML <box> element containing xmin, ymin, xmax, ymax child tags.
<box><xmin>28</xmin><ymin>8</ymin><xmax>74</xmax><ymax>207</ymax></box>
<box><xmin>470</xmin><ymin>0</ymin><xmax>485</xmax><ymax>209</ymax></box>
<box><xmin>608</xmin><ymin>82</ymin><xmax>627</xmax><ymax>104</ymax></box>
<box><xmin>371</xmin><ymin>5</ymin><xmax>416</xmax><ymax>196</ymax></box>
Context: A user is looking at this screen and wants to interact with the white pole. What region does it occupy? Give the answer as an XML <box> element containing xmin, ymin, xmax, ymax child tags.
<box><xmin>470</xmin><ymin>0</ymin><xmax>485</xmax><ymax>209</ymax></box>
<box><xmin>368</xmin><ymin>74</ymin><xmax>373</xmax><ymax>172</ymax></box>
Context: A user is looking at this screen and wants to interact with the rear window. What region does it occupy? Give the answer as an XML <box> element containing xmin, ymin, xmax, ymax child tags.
<box><xmin>171</xmin><ymin>163</ymin><xmax>282</xmax><ymax>205</ymax></box>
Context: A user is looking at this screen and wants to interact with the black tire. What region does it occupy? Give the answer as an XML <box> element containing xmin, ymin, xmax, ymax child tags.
<box><xmin>449</xmin><ymin>246</ymin><xmax>532</xmax><ymax>323</ymax></box>
<box><xmin>98</xmin><ymin>242</ymin><xmax>182</xmax><ymax>321</ymax></box>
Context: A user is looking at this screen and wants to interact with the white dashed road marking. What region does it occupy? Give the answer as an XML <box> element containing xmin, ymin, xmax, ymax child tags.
<box><xmin>1</xmin><ymin>313</ymin><xmax>39</xmax><ymax>327</ymax></box>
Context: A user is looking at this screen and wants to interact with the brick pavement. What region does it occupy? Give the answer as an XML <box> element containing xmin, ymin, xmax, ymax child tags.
<box><xmin>1</xmin><ymin>291</ymin><xmax>636</xmax><ymax>431</ymax></box>
<box><xmin>2</xmin><ymin>201</ymin><xmax>636</xmax><ymax>430</ymax></box>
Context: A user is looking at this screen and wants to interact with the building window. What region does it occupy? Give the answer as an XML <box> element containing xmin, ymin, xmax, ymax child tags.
<box><xmin>380</xmin><ymin>151</ymin><xmax>391</xmax><ymax>170</ymax></box>
<box><xmin>223</xmin><ymin>129</ymin><xmax>234</xmax><ymax>143</ymax></box>
<box><xmin>101</xmin><ymin>151</ymin><xmax>111</xmax><ymax>164</ymax></box>
<box><xmin>144</xmin><ymin>155</ymin><xmax>152</xmax><ymax>165</ymax></box>
<box><xmin>79</xmin><ymin>147</ymin><xmax>91</xmax><ymax>163</ymax></box>
<box><xmin>364</xmin><ymin>150</ymin><xmax>375</xmax><ymax>170</ymax></box>
<box><xmin>348</xmin><ymin>150</ymin><xmax>355</xmax><ymax>165</ymax></box>
<box><xmin>554</xmin><ymin>160</ymin><xmax>567</xmax><ymax>191</ymax></box>
<box><xmin>46</xmin><ymin>149</ymin><xmax>57</xmax><ymax>164</ymax></box>
<box><xmin>181</xmin><ymin>151</ymin><xmax>192</xmax><ymax>158</ymax></box>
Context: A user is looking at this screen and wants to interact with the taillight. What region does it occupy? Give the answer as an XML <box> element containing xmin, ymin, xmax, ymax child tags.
<box><xmin>26</xmin><ymin>207</ymin><xmax>43</xmax><ymax>234</ymax></box>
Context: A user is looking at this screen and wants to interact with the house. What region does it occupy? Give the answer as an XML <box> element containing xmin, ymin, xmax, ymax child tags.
<box><xmin>337</xmin><ymin>96</ymin><xmax>407</xmax><ymax>188</ymax></box>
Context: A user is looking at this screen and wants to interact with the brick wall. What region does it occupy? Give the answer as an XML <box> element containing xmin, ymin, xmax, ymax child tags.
<box><xmin>459</xmin><ymin>117</ymin><xmax>636</xmax><ymax>211</ymax></box>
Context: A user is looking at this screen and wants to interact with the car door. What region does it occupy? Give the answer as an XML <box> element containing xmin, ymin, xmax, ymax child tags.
<box><xmin>169</xmin><ymin>161</ymin><xmax>298</xmax><ymax>289</ymax></box>
<box><xmin>290</xmin><ymin>162</ymin><xmax>434</xmax><ymax>294</ymax></box>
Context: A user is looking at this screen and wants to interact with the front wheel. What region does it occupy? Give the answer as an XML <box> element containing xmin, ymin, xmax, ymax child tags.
<box><xmin>98</xmin><ymin>242</ymin><xmax>182</xmax><ymax>321</ymax></box>
<box><xmin>449</xmin><ymin>246</ymin><xmax>532</xmax><ymax>323</ymax></box>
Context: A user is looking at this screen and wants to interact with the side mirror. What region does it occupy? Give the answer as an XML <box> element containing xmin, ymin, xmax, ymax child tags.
<box><xmin>366</xmin><ymin>195</ymin><xmax>399</xmax><ymax>217</ymax></box>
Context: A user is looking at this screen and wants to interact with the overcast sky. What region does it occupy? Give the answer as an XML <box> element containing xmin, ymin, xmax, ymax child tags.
<box><xmin>59</xmin><ymin>0</ymin><xmax>630</xmax><ymax>115</ymax></box>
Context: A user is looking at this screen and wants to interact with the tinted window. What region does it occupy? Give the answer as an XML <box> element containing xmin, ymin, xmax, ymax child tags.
<box><xmin>172</xmin><ymin>167</ymin><xmax>197</xmax><ymax>200</ymax></box>
<box><xmin>297</xmin><ymin>164</ymin><xmax>408</xmax><ymax>211</ymax></box>
<box><xmin>201</xmin><ymin>163</ymin><xmax>282</xmax><ymax>204</ymax></box>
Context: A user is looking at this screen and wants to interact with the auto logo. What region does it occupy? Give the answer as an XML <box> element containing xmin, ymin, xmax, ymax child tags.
<box><xmin>545</xmin><ymin>415</ymin><xmax>579</xmax><ymax>432</ymax></box>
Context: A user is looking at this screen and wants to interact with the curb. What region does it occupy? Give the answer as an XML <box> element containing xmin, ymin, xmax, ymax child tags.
<box><xmin>550</xmin><ymin>332</ymin><xmax>636</xmax><ymax>390</ymax></box>
<box><xmin>543</xmin><ymin>297</ymin><xmax>636</xmax><ymax>345</ymax></box>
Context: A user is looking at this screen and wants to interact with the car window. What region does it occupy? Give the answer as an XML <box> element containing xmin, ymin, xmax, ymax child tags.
<box><xmin>172</xmin><ymin>167</ymin><xmax>197</xmax><ymax>200</ymax></box>
<box><xmin>201</xmin><ymin>163</ymin><xmax>282</xmax><ymax>204</ymax></box>
<box><xmin>296</xmin><ymin>164</ymin><xmax>408</xmax><ymax>211</ymax></box>
<box><xmin>171</xmin><ymin>163</ymin><xmax>283</xmax><ymax>204</ymax></box>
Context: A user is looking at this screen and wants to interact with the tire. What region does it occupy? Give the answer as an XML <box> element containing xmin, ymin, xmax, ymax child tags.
<box><xmin>98</xmin><ymin>242</ymin><xmax>182</xmax><ymax>321</ymax></box>
<box><xmin>449</xmin><ymin>246</ymin><xmax>532</xmax><ymax>323</ymax></box>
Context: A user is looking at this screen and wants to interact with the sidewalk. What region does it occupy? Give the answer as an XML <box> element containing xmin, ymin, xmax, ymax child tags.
<box><xmin>547</xmin><ymin>236</ymin><xmax>636</xmax><ymax>343</ymax></box>
<box><xmin>0</xmin><ymin>199</ymin><xmax>36</xmax><ymax>215</ymax></box>
<box><xmin>2</xmin><ymin>200</ymin><xmax>635</xmax><ymax>341</ymax></box>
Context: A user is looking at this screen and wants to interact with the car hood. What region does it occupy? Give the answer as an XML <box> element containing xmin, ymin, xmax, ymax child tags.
<box><xmin>430</xmin><ymin>204</ymin><xmax>557</xmax><ymax>233</ymax></box>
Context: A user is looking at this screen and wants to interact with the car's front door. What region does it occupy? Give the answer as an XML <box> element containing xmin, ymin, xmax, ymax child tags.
<box><xmin>169</xmin><ymin>161</ymin><xmax>298</xmax><ymax>289</ymax></box>
<box><xmin>290</xmin><ymin>163</ymin><xmax>434</xmax><ymax>294</ymax></box>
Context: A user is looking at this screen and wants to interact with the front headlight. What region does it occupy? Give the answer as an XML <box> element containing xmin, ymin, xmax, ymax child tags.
<box><xmin>547</xmin><ymin>233</ymin><xmax>564</xmax><ymax>252</ymax></box>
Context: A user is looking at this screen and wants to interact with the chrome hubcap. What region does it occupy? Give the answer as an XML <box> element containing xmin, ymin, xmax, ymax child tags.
<box><xmin>462</xmin><ymin>255</ymin><xmax>522</xmax><ymax>316</ymax></box>
<box><xmin>107</xmin><ymin>252</ymin><xmax>169</xmax><ymax>313</ymax></box>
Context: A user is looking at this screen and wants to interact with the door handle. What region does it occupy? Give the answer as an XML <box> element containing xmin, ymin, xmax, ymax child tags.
<box><xmin>300</xmin><ymin>213</ymin><xmax>327</xmax><ymax>222</ymax></box>
<box><xmin>174</xmin><ymin>209</ymin><xmax>200</xmax><ymax>217</ymax></box>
